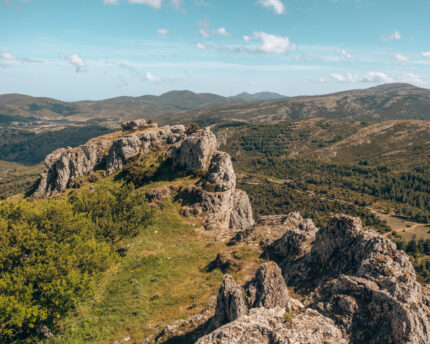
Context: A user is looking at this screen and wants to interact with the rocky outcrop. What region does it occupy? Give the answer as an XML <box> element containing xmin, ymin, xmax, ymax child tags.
<box><xmin>197</xmin><ymin>307</ymin><xmax>347</xmax><ymax>344</ymax></box>
<box><xmin>229</xmin><ymin>190</ymin><xmax>254</xmax><ymax>231</ymax></box>
<box><xmin>106</xmin><ymin>125</ymin><xmax>187</xmax><ymax>175</ymax></box>
<box><xmin>35</xmin><ymin>124</ymin><xmax>253</xmax><ymax>232</ymax></box>
<box><xmin>267</xmin><ymin>214</ymin><xmax>430</xmax><ymax>344</ymax></box>
<box><xmin>172</xmin><ymin>128</ymin><xmax>217</xmax><ymax>172</ymax></box>
<box><xmin>121</xmin><ymin>119</ymin><xmax>147</xmax><ymax>131</ymax></box>
<box><xmin>199</xmin><ymin>214</ymin><xmax>430</xmax><ymax>343</ymax></box>
<box><xmin>35</xmin><ymin>140</ymin><xmax>111</xmax><ymax>198</ymax></box>
<box><xmin>199</xmin><ymin>261</ymin><xmax>346</xmax><ymax>344</ymax></box>
<box><xmin>106</xmin><ymin>134</ymin><xmax>142</xmax><ymax>174</ymax></box>
<box><xmin>228</xmin><ymin>212</ymin><xmax>315</xmax><ymax>248</ymax></box>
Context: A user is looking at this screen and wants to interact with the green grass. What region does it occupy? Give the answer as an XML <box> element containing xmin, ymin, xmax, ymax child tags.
<box><xmin>49</xmin><ymin>201</ymin><xmax>224</xmax><ymax>344</ymax></box>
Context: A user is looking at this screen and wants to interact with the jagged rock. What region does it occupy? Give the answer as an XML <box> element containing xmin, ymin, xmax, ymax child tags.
<box><xmin>35</xmin><ymin>140</ymin><xmax>110</xmax><ymax>198</ymax></box>
<box><xmin>204</xmin><ymin>151</ymin><xmax>236</xmax><ymax>192</ymax></box>
<box><xmin>272</xmin><ymin>214</ymin><xmax>430</xmax><ymax>344</ymax></box>
<box><xmin>106</xmin><ymin>134</ymin><xmax>142</xmax><ymax>174</ymax></box>
<box><xmin>229</xmin><ymin>212</ymin><xmax>316</xmax><ymax>248</ymax></box>
<box><xmin>200</xmin><ymin>189</ymin><xmax>235</xmax><ymax>230</ymax></box>
<box><xmin>244</xmin><ymin>261</ymin><xmax>289</xmax><ymax>309</ymax></box>
<box><xmin>213</xmin><ymin>275</ymin><xmax>248</xmax><ymax>328</ymax></box>
<box><xmin>172</xmin><ymin>128</ymin><xmax>217</xmax><ymax>173</ymax></box>
<box><xmin>121</xmin><ymin>119</ymin><xmax>147</xmax><ymax>131</ymax></box>
<box><xmin>229</xmin><ymin>190</ymin><xmax>254</xmax><ymax>230</ymax></box>
<box><xmin>197</xmin><ymin>307</ymin><xmax>347</xmax><ymax>344</ymax></box>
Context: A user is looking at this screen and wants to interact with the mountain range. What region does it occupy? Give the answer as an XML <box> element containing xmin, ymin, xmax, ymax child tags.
<box><xmin>1</xmin><ymin>83</ymin><xmax>429</xmax><ymax>124</ymax></box>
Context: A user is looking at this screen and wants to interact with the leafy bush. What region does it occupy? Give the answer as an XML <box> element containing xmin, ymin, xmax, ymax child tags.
<box><xmin>0</xmin><ymin>183</ymin><xmax>153</xmax><ymax>342</ymax></box>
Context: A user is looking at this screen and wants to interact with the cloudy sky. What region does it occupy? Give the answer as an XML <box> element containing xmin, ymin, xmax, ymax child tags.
<box><xmin>1</xmin><ymin>0</ymin><xmax>429</xmax><ymax>100</ymax></box>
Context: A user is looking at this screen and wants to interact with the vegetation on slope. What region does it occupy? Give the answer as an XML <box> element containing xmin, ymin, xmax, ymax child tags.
<box><xmin>215</xmin><ymin>119</ymin><xmax>430</xmax><ymax>282</ymax></box>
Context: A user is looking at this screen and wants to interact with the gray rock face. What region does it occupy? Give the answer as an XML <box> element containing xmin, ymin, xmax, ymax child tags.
<box><xmin>197</xmin><ymin>307</ymin><xmax>347</xmax><ymax>344</ymax></box>
<box><xmin>270</xmin><ymin>214</ymin><xmax>430</xmax><ymax>344</ymax></box>
<box><xmin>204</xmin><ymin>151</ymin><xmax>236</xmax><ymax>192</ymax></box>
<box><xmin>35</xmin><ymin>140</ymin><xmax>110</xmax><ymax>198</ymax></box>
<box><xmin>213</xmin><ymin>275</ymin><xmax>248</xmax><ymax>328</ymax></box>
<box><xmin>244</xmin><ymin>261</ymin><xmax>289</xmax><ymax>310</ymax></box>
<box><xmin>201</xmin><ymin>261</ymin><xmax>345</xmax><ymax>344</ymax></box>
<box><xmin>229</xmin><ymin>190</ymin><xmax>254</xmax><ymax>230</ymax></box>
<box><xmin>172</xmin><ymin>128</ymin><xmax>217</xmax><ymax>172</ymax></box>
<box><xmin>106</xmin><ymin>134</ymin><xmax>141</xmax><ymax>174</ymax></box>
<box><xmin>212</xmin><ymin>262</ymin><xmax>288</xmax><ymax>329</ymax></box>
<box><xmin>121</xmin><ymin>119</ymin><xmax>147</xmax><ymax>131</ymax></box>
<box><xmin>35</xmin><ymin>125</ymin><xmax>187</xmax><ymax>198</ymax></box>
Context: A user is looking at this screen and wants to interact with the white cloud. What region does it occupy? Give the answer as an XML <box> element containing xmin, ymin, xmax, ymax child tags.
<box><xmin>196</xmin><ymin>43</ymin><xmax>208</xmax><ymax>50</ymax></box>
<box><xmin>422</xmin><ymin>51</ymin><xmax>430</xmax><ymax>58</ymax></box>
<box><xmin>243</xmin><ymin>35</ymin><xmax>251</xmax><ymax>42</ymax></box>
<box><xmin>213</xmin><ymin>27</ymin><xmax>231</xmax><ymax>37</ymax></box>
<box><xmin>361</xmin><ymin>72</ymin><xmax>393</xmax><ymax>83</ymax></box>
<box><xmin>336</xmin><ymin>49</ymin><xmax>355</xmax><ymax>61</ymax></box>
<box><xmin>394</xmin><ymin>53</ymin><xmax>409</xmax><ymax>63</ymax></box>
<box><xmin>329</xmin><ymin>73</ymin><xmax>359</xmax><ymax>83</ymax></box>
<box><xmin>1</xmin><ymin>52</ymin><xmax>42</xmax><ymax>64</ymax></box>
<box><xmin>252</xmin><ymin>31</ymin><xmax>292</xmax><ymax>54</ymax></box>
<box><xmin>104</xmin><ymin>0</ymin><xmax>119</xmax><ymax>5</ymax></box>
<box><xmin>257</xmin><ymin>0</ymin><xmax>285</xmax><ymax>15</ymax></box>
<box><xmin>129</xmin><ymin>0</ymin><xmax>163</xmax><ymax>9</ymax></box>
<box><xmin>1</xmin><ymin>53</ymin><xmax>17</xmax><ymax>61</ymax></box>
<box><xmin>59</xmin><ymin>53</ymin><xmax>86</xmax><ymax>73</ymax></box>
<box><xmin>145</xmin><ymin>72</ymin><xmax>161</xmax><ymax>82</ymax></box>
<box><xmin>250</xmin><ymin>81</ymin><xmax>257</xmax><ymax>86</ymax></box>
<box><xmin>156</xmin><ymin>28</ymin><xmax>169</xmax><ymax>35</ymax></box>
<box><xmin>398</xmin><ymin>73</ymin><xmax>426</xmax><ymax>86</ymax></box>
<box><xmin>382</xmin><ymin>29</ymin><xmax>401</xmax><ymax>41</ymax></box>
<box><xmin>198</xmin><ymin>18</ymin><xmax>211</xmax><ymax>38</ymax></box>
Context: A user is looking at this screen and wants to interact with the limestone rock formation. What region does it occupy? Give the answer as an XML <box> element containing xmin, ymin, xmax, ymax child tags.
<box><xmin>213</xmin><ymin>275</ymin><xmax>248</xmax><ymax>328</ymax></box>
<box><xmin>268</xmin><ymin>214</ymin><xmax>430</xmax><ymax>344</ymax></box>
<box><xmin>229</xmin><ymin>190</ymin><xmax>254</xmax><ymax>231</ymax></box>
<box><xmin>197</xmin><ymin>307</ymin><xmax>347</xmax><ymax>344</ymax></box>
<box><xmin>121</xmin><ymin>119</ymin><xmax>147</xmax><ymax>131</ymax></box>
<box><xmin>106</xmin><ymin>134</ymin><xmax>142</xmax><ymax>174</ymax></box>
<box><xmin>35</xmin><ymin>140</ymin><xmax>111</xmax><ymax>198</ymax></box>
<box><xmin>200</xmin><ymin>261</ymin><xmax>346</xmax><ymax>344</ymax></box>
<box><xmin>172</xmin><ymin>128</ymin><xmax>217</xmax><ymax>172</ymax></box>
<box><xmin>35</xmin><ymin>124</ymin><xmax>253</xmax><ymax>232</ymax></box>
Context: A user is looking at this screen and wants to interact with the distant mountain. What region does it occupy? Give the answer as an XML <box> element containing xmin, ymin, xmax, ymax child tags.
<box><xmin>231</xmin><ymin>92</ymin><xmax>286</xmax><ymax>101</ymax></box>
<box><xmin>0</xmin><ymin>84</ymin><xmax>429</xmax><ymax>125</ymax></box>
<box><xmin>0</xmin><ymin>90</ymin><xmax>244</xmax><ymax>122</ymax></box>
<box><xmin>153</xmin><ymin>83</ymin><xmax>430</xmax><ymax>125</ymax></box>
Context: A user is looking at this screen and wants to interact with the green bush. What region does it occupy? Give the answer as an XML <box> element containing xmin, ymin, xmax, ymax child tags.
<box><xmin>0</xmin><ymin>183</ymin><xmax>153</xmax><ymax>342</ymax></box>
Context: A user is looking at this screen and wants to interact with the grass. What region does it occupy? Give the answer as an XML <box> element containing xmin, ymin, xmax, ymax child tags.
<box><xmin>48</xmin><ymin>201</ymin><xmax>226</xmax><ymax>344</ymax></box>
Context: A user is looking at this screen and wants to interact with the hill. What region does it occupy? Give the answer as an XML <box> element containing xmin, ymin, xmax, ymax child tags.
<box><xmin>153</xmin><ymin>83</ymin><xmax>430</xmax><ymax>125</ymax></box>
<box><xmin>1</xmin><ymin>84</ymin><xmax>429</xmax><ymax>125</ymax></box>
<box><xmin>0</xmin><ymin>122</ymin><xmax>429</xmax><ymax>343</ymax></box>
<box><xmin>230</xmin><ymin>91</ymin><xmax>286</xmax><ymax>101</ymax></box>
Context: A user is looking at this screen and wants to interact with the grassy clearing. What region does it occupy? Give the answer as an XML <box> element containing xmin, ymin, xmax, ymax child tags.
<box><xmin>48</xmin><ymin>201</ymin><xmax>227</xmax><ymax>344</ymax></box>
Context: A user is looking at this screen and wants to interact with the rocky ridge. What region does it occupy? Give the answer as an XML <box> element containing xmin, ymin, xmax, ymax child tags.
<box><xmin>34</xmin><ymin>121</ymin><xmax>253</xmax><ymax>231</ymax></box>
<box><xmin>195</xmin><ymin>214</ymin><xmax>430</xmax><ymax>344</ymax></box>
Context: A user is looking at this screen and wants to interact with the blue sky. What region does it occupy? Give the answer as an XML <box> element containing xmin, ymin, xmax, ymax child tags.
<box><xmin>1</xmin><ymin>0</ymin><xmax>429</xmax><ymax>100</ymax></box>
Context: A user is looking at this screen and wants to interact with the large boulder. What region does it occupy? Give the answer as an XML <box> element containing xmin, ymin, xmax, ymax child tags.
<box><xmin>213</xmin><ymin>275</ymin><xmax>248</xmax><ymax>328</ymax></box>
<box><xmin>229</xmin><ymin>190</ymin><xmax>254</xmax><ymax>230</ymax></box>
<box><xmin>197</xmin><ymin>307</ymin><xmax>347</xmax><ymax>344</ymax></box>
<box><xmin>200</xmin><ymin>261</ymin><xmax>346</xmax><ymax>344</ymax></box>
<box><xmin>172</xmin><ymin>128</ymin><xmax>217</xmax><ymax>173</ymax></box>
<box><xmin>35</xmin><ymin>140</ymin><xmax>110</xmax><ymax>198</ymax></box>
<box><xmin>105</xmin><ymin>134</ymin><xmax>142</xmax><ymax>174</ymax></box>
<box><xmin>204</xmin><ymin>151</ymin><xmax>236</xmax><ymax>192</ymax></box>
<box><xmin>121</xmin><ymin>119</ymin><xmax>147</xmax><ymax>131</ymax></box>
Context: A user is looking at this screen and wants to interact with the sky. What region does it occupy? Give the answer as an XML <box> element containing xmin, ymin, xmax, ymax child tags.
<box><xmin>0</xmin><ymin>0</ymin><xmax>430</xmax><ymax>101</ymax></box>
